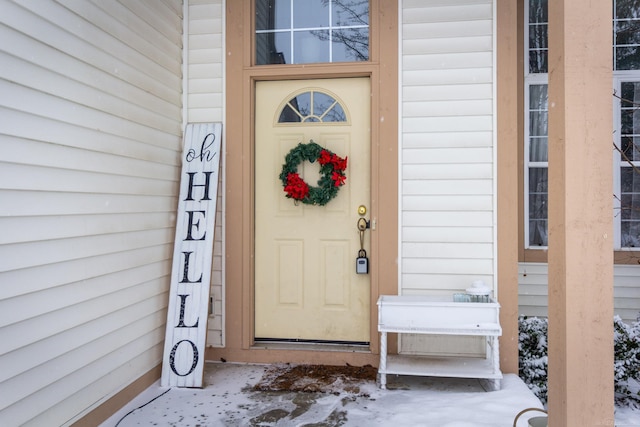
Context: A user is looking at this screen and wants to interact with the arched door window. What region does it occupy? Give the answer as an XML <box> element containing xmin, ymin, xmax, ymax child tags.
<box><xmin>277</xmin><ymin>90</ymin><xmax>348</xmax><ymax>123</ymax></box>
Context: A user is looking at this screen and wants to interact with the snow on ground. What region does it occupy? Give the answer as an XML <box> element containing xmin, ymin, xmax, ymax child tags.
<box><xmin>101</xmin><ymin>362</ymin><xmax>640</xmax><ymax>427</ymax></box>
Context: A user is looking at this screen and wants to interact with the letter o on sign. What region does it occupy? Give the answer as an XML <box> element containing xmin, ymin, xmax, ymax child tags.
<box><xmin>169</xmin><ymin>339</ymin><xmax>199</xmax><ymax>377</ymax></box>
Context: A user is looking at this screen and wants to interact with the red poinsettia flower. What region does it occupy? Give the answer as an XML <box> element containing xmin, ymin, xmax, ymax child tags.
<box><xmin>284</xmin><ymin>172</ymin><xmax>309</xmax><ymax>200</ymax></box>
<box><xmin>331</xmin><ymin>171</ymin><xmax>346</xmax><ymax>187</ymax></box>
<box><xmin>318</xmin><ymin>149</ymin><xmax>332</xmax><ymax>166</ymax></box>
<box><xmin>331</xmin><ymin>155</ymin><xmax>348</xmax><ymax>172</ymax></box>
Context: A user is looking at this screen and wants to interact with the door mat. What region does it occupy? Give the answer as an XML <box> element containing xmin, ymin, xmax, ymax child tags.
<box><xmin>252</xmin><ymin>364</ymin><xmax>377</xmax><ymax>395</ymax></box>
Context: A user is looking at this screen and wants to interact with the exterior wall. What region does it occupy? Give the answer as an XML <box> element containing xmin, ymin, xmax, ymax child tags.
<box><xmin>0</xmin><ymin>1</ymin><xmax>183</xmax><ymax>425</ymax></box>
<box><xmin>400</xmin><ymin>0</ymin><xmax>495</xmax><ymax>295</ymax></box>
<box><xmin>185</xmin><ymin>0</ymin><xmax>225</xmax><ymax>348</ymax></box>
<box><xmin>519</xmin><ymin>263</ymin><xmax>640</xmax><ymax>324</ymax></box>
<box><xmin>399</xmin><ymin>0</ymin><xmax>495</xmax><ymax>353</ymax></box>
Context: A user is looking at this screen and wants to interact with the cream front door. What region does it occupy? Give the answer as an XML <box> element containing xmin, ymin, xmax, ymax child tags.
<box><xmin>255</xmin><ymin>78</ymin><xmax>371</xmax><ymax>343</ymax></box>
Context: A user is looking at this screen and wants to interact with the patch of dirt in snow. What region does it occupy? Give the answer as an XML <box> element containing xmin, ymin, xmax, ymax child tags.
<box><xmin>252</xmin><ymin>364</ymin><xmax>377</xmax><ymax>395</ymax></box>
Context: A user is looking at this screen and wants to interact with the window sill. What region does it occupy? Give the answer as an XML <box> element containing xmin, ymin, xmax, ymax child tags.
<box><xmin>520</xmin><ymin>249</ymin><xmax>640</xmax><ymax>265</ymax></box>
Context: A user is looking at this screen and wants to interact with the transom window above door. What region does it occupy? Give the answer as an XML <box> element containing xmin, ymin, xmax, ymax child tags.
<box><xmin>255</xmin><ymin>0</ymin><xmax>369</xmax><ymax>65</ymax></box>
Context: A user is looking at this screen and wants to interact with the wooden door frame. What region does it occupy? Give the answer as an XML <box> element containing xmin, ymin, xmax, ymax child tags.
<box><xmin>211</xmin><ymin>0</ymin><xmax>398</xmax><ymax>365</ymax></box>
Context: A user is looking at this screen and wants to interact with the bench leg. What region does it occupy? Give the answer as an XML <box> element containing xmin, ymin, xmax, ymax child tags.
<box><xmin>379</xmin><ymin>331</ymin><xmax>387</xmax><ymax>389</ymax></box>
<box><xmin>484</xmin><ymin>335</ymin><xmax>501</xmax><ymax>391</ymax></box>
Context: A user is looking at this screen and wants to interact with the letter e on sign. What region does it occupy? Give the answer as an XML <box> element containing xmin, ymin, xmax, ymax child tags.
<box><xmin>161</xmin><ymin>123</ymin><xmax>221</xmax><ymax>388</ymax></box>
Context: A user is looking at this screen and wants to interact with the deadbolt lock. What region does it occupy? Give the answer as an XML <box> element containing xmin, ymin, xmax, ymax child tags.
<box><xmin>358</xmin><ymin>205</ymin><xmax>367</xmax><ymax>216</ymax></box>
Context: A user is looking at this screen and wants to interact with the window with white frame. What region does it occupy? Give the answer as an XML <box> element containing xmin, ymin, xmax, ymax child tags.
<box><xmin>525</xmin><ymin>0</ymin><xmax>640</xmax><ymax>249</ymax></box>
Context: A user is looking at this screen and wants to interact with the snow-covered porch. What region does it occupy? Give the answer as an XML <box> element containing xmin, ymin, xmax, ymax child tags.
<box><xmin>101</xmin><ymin>362</ymin><xmax>549</xmax><ymax>427</ymax></box>
<box><xmin>99</xmin><ymin>362</ymin><xmax>640</xmax><ymax>426</ymax></box>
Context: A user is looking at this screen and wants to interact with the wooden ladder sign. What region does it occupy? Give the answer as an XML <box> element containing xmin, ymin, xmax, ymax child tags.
<box><xmin>161</xmin><ymin>123</ymin><xmax>221</xmax><ymax>387</ymax></box>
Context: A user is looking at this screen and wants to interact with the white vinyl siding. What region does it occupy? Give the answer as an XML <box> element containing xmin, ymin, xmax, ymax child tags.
<box><xmin>187</xmin><ymin>0</ymin><xmax>224</xmax><ymax>123</ymax></box>
<box><xmin>519</xmin><ymin>263</ymin><xmax>640</xmax><ymax>324</ymax></box>
<box><xmin>399</xmin><ymin>0</ymin><xmax>494</xmax><ymax>356</ymax></box>
<box><xmin>185</xmin><ymin>0</ymin><xmax>225</xmax><ymax>348</ymax></box>
<box><xmin>400</xmin><ymin>0</ymin><xmax>495</xmax><ymax>295</ymax></box>
<box><xmin>0</xmin><ymin>1</ymin><xmax>183</xmax><ymax>426</ymax></box>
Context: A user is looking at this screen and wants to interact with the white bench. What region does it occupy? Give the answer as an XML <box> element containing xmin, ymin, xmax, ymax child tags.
<box><xmin>377</xmin><ymin>295</ymin><xmax>503</xmax><ymax>390</ymax></box>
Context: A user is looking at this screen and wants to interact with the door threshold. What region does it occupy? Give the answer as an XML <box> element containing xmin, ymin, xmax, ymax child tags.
<box><xmin>252</xmin><ymin>338</ymin><xmax>371</xmax><ymax>353</ymax></box>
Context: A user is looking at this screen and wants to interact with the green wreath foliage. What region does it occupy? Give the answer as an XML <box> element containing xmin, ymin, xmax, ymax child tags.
<box><xmin>279</xmin><ymin>141</ymin><xmax>347</xmax><ymax>206</ymax></box>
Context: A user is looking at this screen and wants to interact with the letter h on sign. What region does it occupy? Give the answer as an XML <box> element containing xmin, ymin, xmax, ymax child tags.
<box><xmin>161</xmin><ymin>123</ymin><xmax>221</xmax><ymax>388</ymax></box>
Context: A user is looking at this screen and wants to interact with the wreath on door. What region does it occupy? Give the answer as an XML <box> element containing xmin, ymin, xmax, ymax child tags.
<box><xmin>279</xmin><ymin>141</ymin><xmax>348</xmax><ymax>206</ymax></box>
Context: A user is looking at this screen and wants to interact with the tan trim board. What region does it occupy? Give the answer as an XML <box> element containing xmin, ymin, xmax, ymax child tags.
<box><xmin>496</xmin><ymin>0</ymin><xmax>520</xmax><ymax>375</ymax></box>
